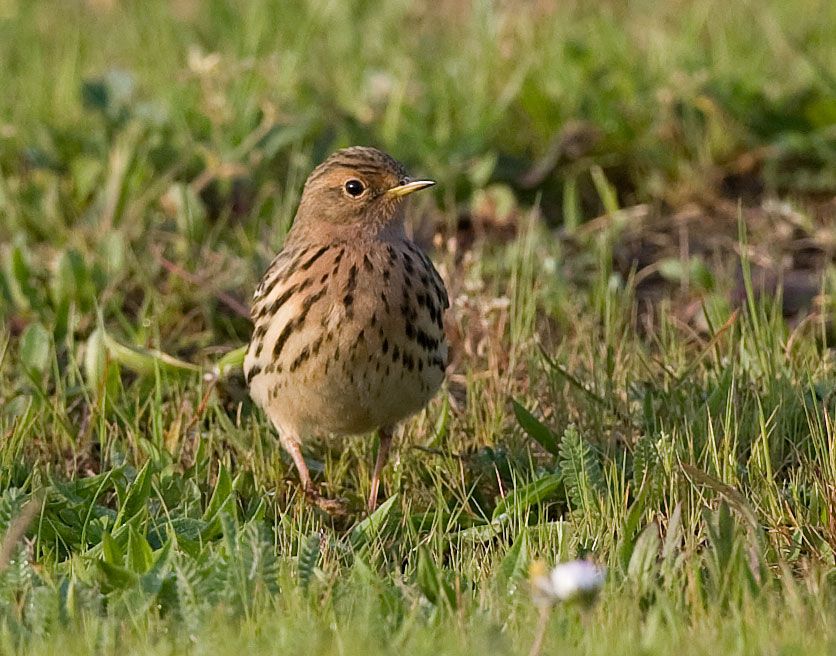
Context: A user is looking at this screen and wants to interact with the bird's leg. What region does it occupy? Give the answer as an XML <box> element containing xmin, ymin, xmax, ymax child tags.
<box><xmin>367</xmin><ymin>427</ymin><xmax>393</xmax><ymax>513</ymax></box>
<box><xmin>282</xmin><ymin>436</ymin><xmax>315</xmax><ymax>496</ymax></box>
<box><xmin>282</xmin><ymin>435</ymin><xmax>345</xmax><ymax>515</ymax></box>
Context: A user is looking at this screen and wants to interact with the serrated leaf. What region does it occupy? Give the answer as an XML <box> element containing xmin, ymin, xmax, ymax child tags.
<box><xmin>558</xmin><ymin>425</ymin><xmax>605</xmax><ymax>517</ymax></box>
<box><xmin>632</xmin><ymin>432</ymin><xmax>661</xmax><ymax>491</ymax></box>
<box><xmin>298</xmin><ymin>532</ymin><xmax>321</xmax><ymax>591</ymax></box>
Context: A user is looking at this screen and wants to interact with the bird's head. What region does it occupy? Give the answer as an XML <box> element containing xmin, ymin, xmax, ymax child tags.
<box><xmin>293</xmin><ymin>146</ymin><xmax>434</xmax><ymax>240</ymax></box>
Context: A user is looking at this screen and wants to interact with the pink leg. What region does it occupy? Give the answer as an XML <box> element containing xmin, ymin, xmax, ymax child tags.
<box><xmin>282</xmin><ymin>435</ymin><xmax>345</xmax><ymax>515</ymax></box>
<box><xmin>282</xmin><ymin>436</ymin><xmax>314</xmax><ymax>494</ymax></box>
<box><xmin>367</xmin><ymin>427</ymin><xmax>393</xmax><ymax>513</ymax></box>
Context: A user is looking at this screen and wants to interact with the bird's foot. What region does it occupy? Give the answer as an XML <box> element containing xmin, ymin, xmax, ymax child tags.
<box><xmin>304</xmin><ymin>485</ymin><xmax>348</xmax><ymax>516</ymax></box>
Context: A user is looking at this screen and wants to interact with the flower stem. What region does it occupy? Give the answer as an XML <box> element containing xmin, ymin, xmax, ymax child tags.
<box><xmin>528</xmin><ymin>605</ymin><xmax>550</xmax><ymax>656</ymax></box>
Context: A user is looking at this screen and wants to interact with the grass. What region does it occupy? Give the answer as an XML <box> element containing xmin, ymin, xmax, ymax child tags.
<box><xmin>1</xmin><ymin>0</ymin><xmax>835</xmax><ymax>654</ymax></box>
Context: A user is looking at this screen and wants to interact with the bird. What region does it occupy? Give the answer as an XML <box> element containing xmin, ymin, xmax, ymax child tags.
<box><xmin>244</xmin><ymin>146</ymin><xmax>449</xmax><ymax>513</ymax></box>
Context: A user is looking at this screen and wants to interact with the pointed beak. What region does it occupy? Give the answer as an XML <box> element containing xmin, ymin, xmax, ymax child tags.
<box><xmin>386</xmin><ymin>179</ymin><xmax>435</xmax><ymax>198</ymax></box>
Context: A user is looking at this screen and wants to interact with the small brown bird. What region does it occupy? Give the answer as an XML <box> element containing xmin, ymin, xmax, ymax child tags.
<box><xmin>244</xmin><ymin>147</ymin><xmax>448</xmax><ymax>513</ymax></box>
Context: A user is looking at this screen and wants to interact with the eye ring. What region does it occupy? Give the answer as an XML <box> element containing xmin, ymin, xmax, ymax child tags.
<box><xmin>344</xmin><ymin>179</ymin><xmax>366</xmax><ymax>197</ymax></box>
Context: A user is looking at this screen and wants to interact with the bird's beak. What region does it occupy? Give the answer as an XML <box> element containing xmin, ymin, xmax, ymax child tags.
<box><xmin>386</xmin><ymin>179</ymin><xmax>435</xmax><ymax>198</ymax></box>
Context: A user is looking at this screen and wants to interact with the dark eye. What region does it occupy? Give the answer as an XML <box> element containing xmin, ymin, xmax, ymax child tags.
<box><xmin>344</xmin><ymin>179</ymin><xmax>365</xmax><ymax>197</ymax></box>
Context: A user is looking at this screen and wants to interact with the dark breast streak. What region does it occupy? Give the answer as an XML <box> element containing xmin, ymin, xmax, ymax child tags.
<box><xmin>245</xmin><ymin>239</ymin><xmax>448</xmax><ymax>420</ymax></box>
<box><xmin>245</xmin><ymin>243</ymin><xmax>340</xmax><ymax>383</ymax></box>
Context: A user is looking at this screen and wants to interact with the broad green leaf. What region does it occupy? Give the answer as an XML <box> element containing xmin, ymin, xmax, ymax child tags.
<box><xmin>102</xmin><ymin>531</ymin><xmax>123</xmax><ymax>565</ymax></box>
<box><xmin>201</xmin><ymin>466</ymin><xmax>236</xmax><ymax>539</ymax></box>
<box><xmin>69</xmin><ymin>155</ymin><xmax>103</xmax><ymax>202</ymax></box>
<box><xmin>416</xmin><ymin>545</ymin><xmax>457</xmax><ymax>609</ymax></box>
<box><xmin>498</xmin><ymin>529</ymin><xmax>529</xmax><ymax>584</ymax></box>
<box><xmin>658</xmin><ymin>256</ymin><xmax>714</xmax><ymax>290</ymax></box>
<box><xmin>20</xmin><ymin>322</ymin><xmax>51</xmax><ymax>375</ymax></box>
<box><xmin>563</xmin><ymin>175</ymin><xmax>580</xmax><ymax>232</ymax></box>
<box><xmin>467</xmin><ymin>151</ymin><xmax>497</xmax><ymax>187</ymax></box>
<box><xmin>427</xmin><ymin>394</ymin><xmax>450</xmax><ymax>447</ymax></box>
<box><xmin>167</xmin><ymin>182</ymin><xmax>207</xmax><ymax>242</ymax></box>
<box><xmin>97</xmin><ymin>560</ymin><xmax>139</xmax><ymax>592</ymax></box>
<box><xmin>115</xmin><ymin>462</ymin><xmax>152</xmax><ymax>527</ymax></box>
<box><xmin>212</xmin><ymin>345</ymin><xmax>247</xmax><ymax>379</ymax></box>
<box><xmin>662</xmin><ymin>503</ymin><xmax>683</xmax><ymax>564</ymax></box>
<box><xmin>617</xmin><ymin>482</ymin><xmax>650</xmax><ymax>571</ymax></box>
<box><xmin>127</xmin><ymin>526</ymin><xmax>153</xmax><ymax>574</ymax></box>
<box><xmin>51</xmin><ymin>249</ymin><xmax>91</xmax><ymax>309</ymax></box>
<box><xmin>492</xmin><ymin>473</ymin><xmax>563</xmax><ymax>520</ymax></box>
<box><xmin>627</xmin><ymin>522</ymin><xmax>660</xmax><ymax>591</ymax></box>
<box><xmin>8</xmin><ymin>243</ymin><xmax>39</xmax><ymax>310</ymax></box>
<box><xmin>140</xmin><ymin>538</ymin><xmax>173</xmax><ymax>595</ymax></box>
<box><xmin>512</xmin><ymin>400</ymin><xmax>560</xmax><ymax>457</ymax></box>
<box><xmin>100</xmin><ymin>231</ymin><xmax>127</xmax><ymax>275</ymax></box>
<box><xmin>350</xmin><ymin>494</ymin><xmax>397</xmax><ymax>549</ymax></box>
<box><xmin>84</xmin><ymin>327</ymin><xmax>108</xmax><ymax>389</ymax></box>
<box><xmin>102</xmin><ymin>331</ymin><xmax>201</xmax><ymax>377</ymax></box>
<box><xmin>681</xmin><ymin>463</ymin><xmax>759</xmax><ymax>533</ymax></box>
<box><xmin>202</xmin><ymin>465</ymin><xmax>233</xmax><ymax>522</ymax></box>
<box><xmin>450</xmin><ymin>514</ymin><xmax>510</xmax><ymax>544</ymax></box>
<box><xmin>661</xmin><ymin>503</ymin><xmax>684</xmax><ymax>579</ymax></box>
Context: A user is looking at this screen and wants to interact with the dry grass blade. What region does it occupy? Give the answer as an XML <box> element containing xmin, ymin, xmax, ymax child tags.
<box><xmin>0</xmin><ymin>492</ymin><xmax>44</xmax><ymax>571</ymax></box>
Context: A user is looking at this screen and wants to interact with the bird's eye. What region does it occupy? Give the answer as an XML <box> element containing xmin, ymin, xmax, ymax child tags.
<box><xmin>344</xmin><ymin>179</ymin><xmax>365</xmax><ymax>197</ymax></box>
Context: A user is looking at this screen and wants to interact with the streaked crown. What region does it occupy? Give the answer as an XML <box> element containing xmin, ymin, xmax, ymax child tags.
<box><xmin>290</xmin><ymin>147</ymin><xmax>434</xmax><ymax>237</ymax></box>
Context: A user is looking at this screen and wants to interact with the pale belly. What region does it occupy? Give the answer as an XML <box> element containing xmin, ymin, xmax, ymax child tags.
<box><xmin>249</xmin><ymin>335</ymin><xmax>445</xmax><ymax>438</ymax></box>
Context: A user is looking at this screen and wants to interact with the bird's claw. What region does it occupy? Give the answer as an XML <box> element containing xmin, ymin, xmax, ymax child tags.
<box><xmin>304</xmin><ymin>485</ymin><xmax>348</xmax><ymax>516</ymax></box>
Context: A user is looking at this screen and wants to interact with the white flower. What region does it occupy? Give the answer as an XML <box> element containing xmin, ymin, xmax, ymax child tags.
<box><xmin>531</xmin><ymin>559</ymin><xmax>605</xmax><ymax>607</ymax></box>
